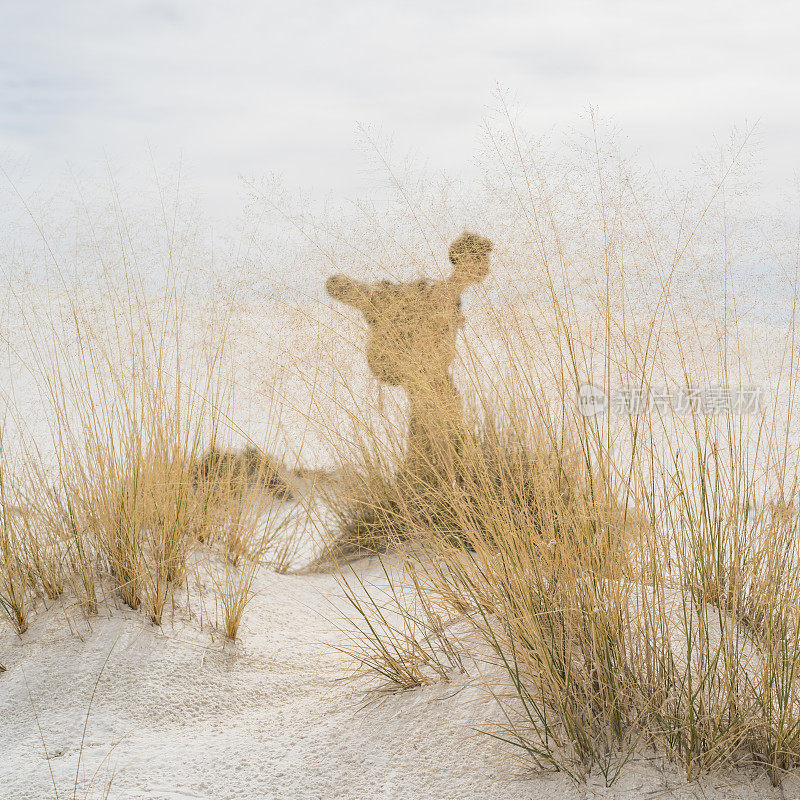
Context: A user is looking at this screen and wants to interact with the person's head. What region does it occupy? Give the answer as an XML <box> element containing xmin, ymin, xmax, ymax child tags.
<box><xmin>448</xmin><ymin>232</ymin><xmax>493</xmax><ymax>283</ymax></box>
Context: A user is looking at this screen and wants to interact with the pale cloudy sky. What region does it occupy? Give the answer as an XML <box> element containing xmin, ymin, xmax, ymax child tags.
<box><xmin>1</xmin><ymin>0</ymin><xmax>799</xmax><ymax>224</ymax></box>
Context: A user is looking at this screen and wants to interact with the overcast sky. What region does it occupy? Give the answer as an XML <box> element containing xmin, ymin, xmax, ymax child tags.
<box><xmin>1</xmin><ymin>0</ymin><xmax>799</xmax><ymax>226</ymax></box>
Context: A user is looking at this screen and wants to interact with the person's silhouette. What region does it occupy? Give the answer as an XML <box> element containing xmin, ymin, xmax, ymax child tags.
<box><xmin>327</xmin><ymin>232</ymin><xmax>492</xmax><ymax>483</ymax></box>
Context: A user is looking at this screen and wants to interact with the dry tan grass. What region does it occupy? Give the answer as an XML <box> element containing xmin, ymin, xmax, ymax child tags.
<box><xmin>307</xmin><ymin>109</ymin><xmax>800</xmax><ymax>786</ymax></box>
<box><xmin>0</xmin><ymin>188</ymin><xmax>295</xmax><ymax>641</ymax></box>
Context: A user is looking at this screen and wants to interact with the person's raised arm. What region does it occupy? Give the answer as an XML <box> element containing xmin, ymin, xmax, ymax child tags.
<box><xmin>326</xmin><ymin>274</ymin><xmax>374</xmax><ymax>313</ymax></box>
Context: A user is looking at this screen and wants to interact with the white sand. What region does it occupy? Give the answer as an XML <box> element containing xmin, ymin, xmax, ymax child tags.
<box><xmin>3</xmin><ymin>514</ymin><xmax>800</xmax><ymax>800</ymax></box>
